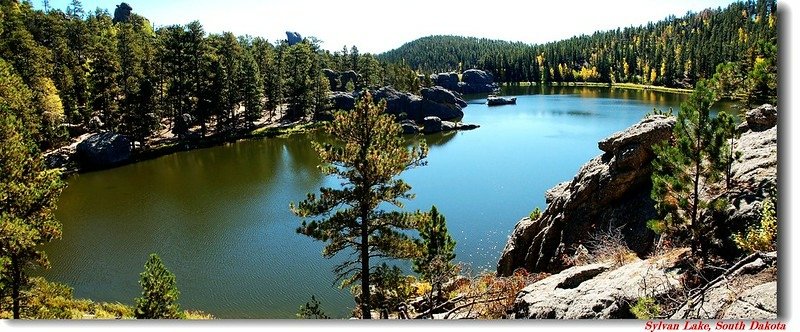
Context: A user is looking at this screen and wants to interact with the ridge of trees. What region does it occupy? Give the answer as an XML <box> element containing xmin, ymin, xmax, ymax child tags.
<box><xmin>0</xmin><ymin>1</ymin><xmax>421</xmax><ymax>151</ymax></box>
<box><xmin>379</xmin><ymin>0</ymin><xmax>777</xmax><ymax>98</ymax></box>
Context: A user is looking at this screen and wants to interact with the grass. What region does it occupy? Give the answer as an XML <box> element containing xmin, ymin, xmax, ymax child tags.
<box><xmin>503</xmin><ymin>81</ymin><xmax>694</xmax><ymax>94</ymax></box>
<box><xmin>1</xmin><ymin>277</ymin><xmax>214</xmax><ymax>319</ymax></box>
<box><xmin>250</xmin><ymin>121</ymin><xmax>322</xmax><ymax>138</ymax></box>
<box><xmin>611</xmin><ymin>83</ymin><xmax>693</xmax><ymax>94</ymax></box>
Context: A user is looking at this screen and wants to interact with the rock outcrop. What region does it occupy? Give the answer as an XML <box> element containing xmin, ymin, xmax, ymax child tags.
<box><xmin>430</xmin><ymin>69</ymin><xmax>498</xmax><ymax>94</ymax></box>
<box><xmin>372</xmin><ymin>86</ymin><xmax>421</xmax><ymax>118</ymax></box>
<box><xmin>326</xmin><ymin>87</ymin><xmax>476</xmax><ymax>134</ymax></box>
<box><xmin>400</xmin><ymin>120</ymin><xmax>419</xmax><ymax>134</ymax></box>
<box><xmin>112</xmin><ymin>2</ymin><xmax>132</xmax><ymax>23</ymax></box>
<box><xmin>329</xmin><ymin>86</ymin><xmax>466</xmax><ymax>122</ymax></box>
<box><xmin>708</xmin><ymin>106</ymin><xmax>778</xmax><ymax>259</ymax></box>
<box><xmin>330</xmin><ymin>91</ymin><xmax>356</xmax><ymax>111</ymax></box>
<box><xmin>285</xmin><ymin>31</ymin><xmax>303</xmax><ymax>46</ymax></box>
<box><xmin>460</xmin><ymin>69</ymin><xmax>498</xmax><ymax>94</ymax></box>
<box><xmin>743</xmin><ymin>104</ymin><xmax>777</xmax><ymax>132</ymax></box>
<box><xmin>422</xmin><ymin>116</ymin><xmax>443</xmax><ymax>134</ymax></box>
<box><xmin>510</xmin><ymin>249</ymin><xmax>691</xmax><ymax>319</ymax></box>
<box><xmin>431</xmin><ymin>72</ymin><xmax>460</xmax><ymax>91</ymax></box>
<box><xmin>509</xmin><ymin>249</ymin><xmax>777</xmax><ymax>320</ymax></box>
<box><xmin>498</xmin><ymin>104</ymin><xmax>778</xmax><ymax>276</ymax></box>
<box><xmin>76</xmin><ymin>132</ymin><xmax>132</xmax><ymax>170</ymax></box>
<box><xmin>497</xmin><ymin>115</ymin><xmax>676</xmax><ymax>275</ymax></box>
<box><xmin>323</xmin><ymin>69</ymin><xmax>360</xmax><ymax>92</ymax></box>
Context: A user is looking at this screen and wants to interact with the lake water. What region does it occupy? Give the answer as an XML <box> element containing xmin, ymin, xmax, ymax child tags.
<box><xmin>42</xmin><ymin>86</ymin><xmax>734</xmax><ymax>318</ymax></box>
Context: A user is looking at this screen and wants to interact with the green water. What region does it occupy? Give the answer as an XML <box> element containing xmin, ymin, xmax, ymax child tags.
<box><xmin>42</xmin><ymin>86</ymin><xmax>738</xmax><ymax>318</ymax></box>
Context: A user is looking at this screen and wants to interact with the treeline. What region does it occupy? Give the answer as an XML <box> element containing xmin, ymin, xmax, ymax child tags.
<box><xmin>0</xmin><ymin>1</ymin><xmax>420</xmax><ymax>151</ymax></box>
<box><xmin>379</xmin><ymin>0</ymin><xmax>777</xmax><ymax>100</ymax></box>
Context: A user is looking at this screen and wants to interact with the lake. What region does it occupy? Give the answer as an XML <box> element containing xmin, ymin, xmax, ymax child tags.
<box><xmin>41</xmin><ymin>86</ymin><xmax>734</xmax><ymax>318</ymax></box>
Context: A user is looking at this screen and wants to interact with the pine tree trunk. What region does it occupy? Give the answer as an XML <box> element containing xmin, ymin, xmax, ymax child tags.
<box><xmin>360</xmin><ymin>213</ymin><xmax>370</xmax><ymax>319</ymax></box>
<box><xmin>691</xmin><ymin>141</ymin><xmax>702</xmax><ymax>258</ymax></box>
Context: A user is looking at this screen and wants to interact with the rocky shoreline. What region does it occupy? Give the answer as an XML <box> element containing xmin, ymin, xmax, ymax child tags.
<box><xmin>44</xmin><ymin>82</ymin><xmax>483</xmax><ymax>175</ymax></box>
<box><xmin>496</xmin><ymin>104</ymin><xmax>778</xmax><ymax>320</ymax></box>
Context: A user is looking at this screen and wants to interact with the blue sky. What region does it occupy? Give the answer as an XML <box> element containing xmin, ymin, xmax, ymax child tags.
<box><xmin>40</xmin><ymin>0</ymin><xmax>740</xmax><ymax>53</ymax></box>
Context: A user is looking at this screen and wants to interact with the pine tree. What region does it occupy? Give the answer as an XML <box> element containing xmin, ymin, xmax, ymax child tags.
<box><xmin>292</xmin><ymin>92</ymin><xmax>428</xmax><ymax>319</ymax></box>
<box><xmin>264</xmin><ymin>42</ymin><xmax>285</xmax><ymax>120</ymax></box>
<box><xmin>650</xmin><ymin>80</ymin><xmax>727</xmax><ymax>258</ymax></box>
<box><xmin>134</xmin><ymin>253</ymin><xmax>182</xmax><ymax>319</ymax></box>
<box><xmin>240</xmin><ymin>50</ymin><xmax>263</xmax><ymax>129</ymax></box>
<box><xmin>86</xmin><ymin>9</ymin><xmax>121</xmax><ymax>130</ymax></box>
<box><xmin>185</xmin><ymin>21</ymin><xmax>209</xmax><ymax>137</ymax></box>
<box><xmin>116</xmin><ymin>15</ymin><xmax>158</xmax><ymax>143</ymax></box>
<box><xmin>0</xmin><ymin>106</ymin><xmax>64</xmax><ymax>319</ymax></box>
<box><xmin>283</xmin><ymin>42</ymin><xmax>314</xmax><ymax>121</ymax></box>
<box><xmin>412</xmin><ymin>205</ymin><xmax>457</xmax><ymax>318</ymax></box>
<box><xmin>212</xmin><ymin>32</ymin><xmax>243</xmax><ymax>134</ymax></box>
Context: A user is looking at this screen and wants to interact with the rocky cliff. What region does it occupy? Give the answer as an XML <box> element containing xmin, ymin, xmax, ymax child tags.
<box><xmin>497</xmin><ymin>105</ymin><xmax>778</xmax><ymax>276</ymax></box>
<box><xmin>497</xmin><ymin>114</ymin><xmax>676</xmax><ymax>275</ymax></box>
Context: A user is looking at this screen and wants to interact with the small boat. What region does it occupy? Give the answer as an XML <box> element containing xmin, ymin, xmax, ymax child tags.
<box><xmin>487</xmin><ymin>95</ymin><xmax>517</xmax><ymax>106</ymax></box>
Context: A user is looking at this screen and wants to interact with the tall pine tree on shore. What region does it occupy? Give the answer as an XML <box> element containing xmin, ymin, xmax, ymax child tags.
<box><xmin>0</xmin><ymin>106</ymin><xmax>64</xmax><ymax>319</ymax></box>
<box><xmin>292</xmin><ymin>92</ymin><xmax>428</xmax><ymax>319</ymax></box>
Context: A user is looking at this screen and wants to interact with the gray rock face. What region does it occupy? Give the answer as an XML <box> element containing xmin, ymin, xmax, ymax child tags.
<box><xmin>460</xmin><ymin>69</ymin><xmax>498</xmax><ymax>93</ymax></box>
<box><xmin>322</xmin><ymin>69</ymin><xmax>338</xmax><ymax>91</ymax></box>
<box><xmin>76</xmin><ymin>132</ymin><xmax>132</xmax><ymax>170</ymax></box>
<box><xmin>421</xmin><ymin>86</ymin><xmax>468</xmax><ymax>108</ymax></box>
<box><xmin>113</xmin><ymin>2</ymin><xmax>132</xmax><ymax>23</ymax></box>
<box><xmin>323</xmin><ymin>69</ymin><xmax>360</xmax><ymax>91</ymax></box>
<box><xmin>400</xmin><ymin>120</ymin><xmax>419</xmax><ymax>134</ymax></box>
<box><xmin>331</xmin><ymin>86</ymin><xmax>466</xmax><ymax>122</ymax></box>
<box><xmin>330</xmin><ymin>91</ymin><xmax>355</xmax><ymax>111</ymax></box>
<box><xmin>745</xmin><ymin>104</ymin><xmax>777</xmax><ymax>132</ymax></box>
<box><xmin>45</xmin><ymin>146</ymin><xmax>76</xmax><ymax>170</ymax></box>
<box><xmin>709</xmin><ymin>123</ymin><xmax>777</xmax><ymax>258</ymax></box>
<box><xmin>422</xmin><ymin>116</ymin><xmax>443</xmax><ymax>134</ymax></box>
<box><xmin>671</xmin><ymin>252</ymin><xmax>777</xmax><ymax>319</ymax></box>
<box><xmin>418</xmin><ymin>99</ymin><xmax>463</xmax><ymax>122</ymax></box>
<box><xmin>497</xmin><ymin>115</ymin><xmax>676</xmax><ymax>275</ymax></box>
<box><xmin>430</xmin><ymin>70</ymin><xmax>498</xmax><ymax>94</ymax></box>
<box><xmin>510</xmin><ymin>249</ymin><xmax>690</xmax><ymax>319</ymax></box>
<box><xmin>286</xmin><ymin>31</ymin><xmax>303</xmax><ymax>45</ymax></box>
<box><xmin>510</xmin><ymin>250</ymin><xmax>777</xmax><ymax>320</ymax></box>
<box><xmin>373</xmin><ymin>86</ymin><xmax>422</xmax><ymax>119</ymax></box>
<box><xmin>431</xmin><ymin>72</ymin><xmax>460</xmax><ymax>91</ymax></box>
<box><xmin>498</xmin><ymin>104</ymin><xmax>778</xmax><ymax>276</ymax></box>
<box><xmin>326</xmin><ymin>87</ymin><xmax>469</xmax><ymax>133</ymax></box>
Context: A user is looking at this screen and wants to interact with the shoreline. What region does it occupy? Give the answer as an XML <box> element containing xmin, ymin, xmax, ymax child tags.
<box><xmin>502</xmin><ymin>81</ymin><xmax>694</xmax><ymax>94</ymax></box>
<box><xmin>51</xmin><ymin>82</ymin><xmax>693</xmax><ymax>177</ymax></box>
<box><xmin>55</xmin><ymin>120</ymin><xmax>322</xmax><ymax>177</ymax></box>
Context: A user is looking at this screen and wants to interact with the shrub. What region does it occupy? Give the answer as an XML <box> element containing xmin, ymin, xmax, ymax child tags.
<box><xmin>733</xmin><ymin>198</ymin><xmax>777</xmax><ymax>253</ymax></box>
<box><xmin>587</xmin><ymin>228</ymin><xmax>637</xmax><ymax>267</ymax></box>
<box><xmin>296</xmin><ymin>296</ymin><xmax>330</xmax><ymax>319</ymax></box>
<box><xmin>630</xmin><ymin>297</ymin><xmax>661</xmax><ymax>319</ymax></box>
<box><xmin>529</xmin><ymin>207</ymin><xmax>542</xmax><ymax>220</ymax></box>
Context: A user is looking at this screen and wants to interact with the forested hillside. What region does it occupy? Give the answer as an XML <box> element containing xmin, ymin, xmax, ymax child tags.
<box><xmin>0</xmin><ymin>0</ymin><xmax>419</xmax><ymax>151</ymax></box>
<box><xmin>379</xmin><ymin>0</ymin><xmax>777</xmax><ymax>94</ymax></box>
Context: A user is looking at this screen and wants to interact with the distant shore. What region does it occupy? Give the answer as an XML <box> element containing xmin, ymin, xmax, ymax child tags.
<box><xmin>503</xmin><ymin>82</ymin><xmax>694</xmax><ymax>94</ymax></box>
